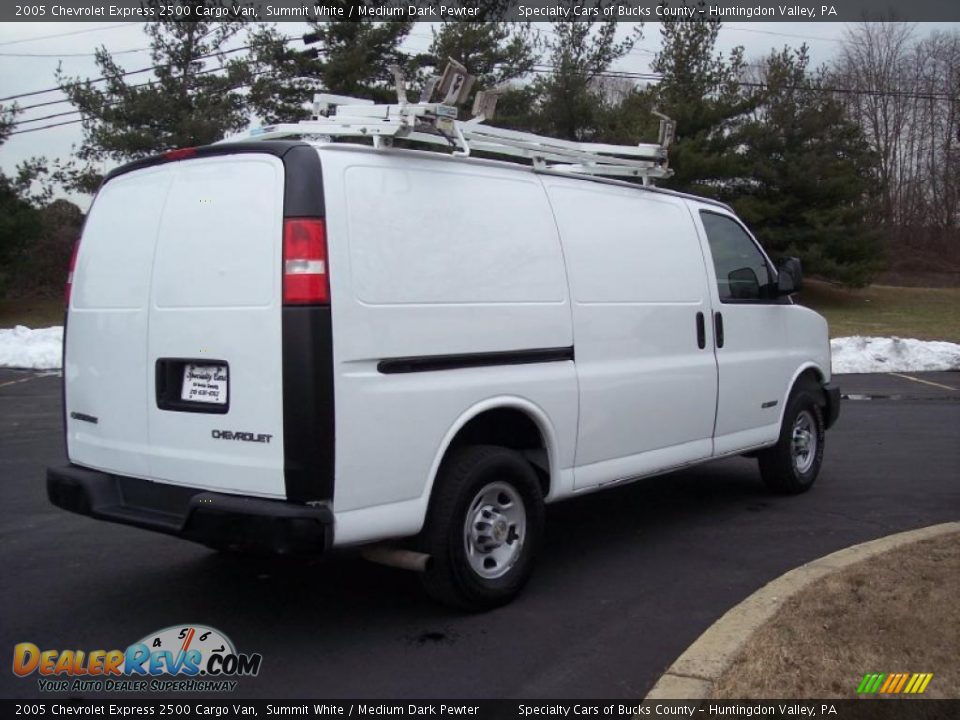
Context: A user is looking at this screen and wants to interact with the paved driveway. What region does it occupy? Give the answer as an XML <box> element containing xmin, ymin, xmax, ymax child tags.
<box><xmin>1</xmin><ymin>370</ymin><xmax>957</xmax><ymax>699</ymax></box>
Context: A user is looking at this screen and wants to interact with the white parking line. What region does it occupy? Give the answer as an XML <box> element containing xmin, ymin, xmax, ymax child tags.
<box><xmin>888</xmin><ymin>372</ymin><xmax>958</xmax><ymax>392</ymax></box>
<box><xmin>0</xmin><ymin>375</ymin><xmax>37</xmax><ymax>389</ymax></box>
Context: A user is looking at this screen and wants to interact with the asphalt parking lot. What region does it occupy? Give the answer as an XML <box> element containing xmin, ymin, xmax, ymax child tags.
<box><xmin>1</xmin><ymin>369</ymin><xmax>958</xmax><ymax>700</ymax></box>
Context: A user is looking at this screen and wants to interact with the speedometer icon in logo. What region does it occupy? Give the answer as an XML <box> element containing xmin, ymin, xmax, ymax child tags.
<box><xmin>127</xmin><ymin>624</ymin><xmax>261</xmax><ymax>677</ymax></box>
<box><xmin>139</xmin><ymin>624</ymin><xmax>235</xmax><ymax>661</ymax></box>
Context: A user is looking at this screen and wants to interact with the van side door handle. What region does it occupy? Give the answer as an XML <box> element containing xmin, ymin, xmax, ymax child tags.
<box><xmin>714</xmin><ymin>311</ymin><xmax>724</xmax><ymax>349</ymax></box>
<box><xmin>696</xmin><ymin>312</ymin><xmax>706</xmax><ymax>349</ymax></box>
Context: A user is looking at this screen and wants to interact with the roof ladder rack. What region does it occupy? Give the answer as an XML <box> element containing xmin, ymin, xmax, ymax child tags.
<box><xmin>218</xmin><ymin>63</ymin><xmax>674</xmax><ymax>184</ymax></box>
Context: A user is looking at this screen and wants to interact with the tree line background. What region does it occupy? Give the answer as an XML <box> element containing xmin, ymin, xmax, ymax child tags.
<box><xmin>1</xmin><ymin>7</ymin><xmax>958</xmax><ymax>299</ymax></box>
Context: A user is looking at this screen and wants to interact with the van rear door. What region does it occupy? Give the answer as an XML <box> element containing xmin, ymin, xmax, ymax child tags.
<box><xmin>66</xmin><ymin>165</ymin><xmax>172</xmax><ymax>480</ymax></box>
<box><xmin>67</xmin><ymin>151</ymin><xmax>290</xmax><ymax>499</ymax></box>
<box><xmin>146</xmin><ymin>154</ymin><xmax>286</xmax><ymax>498</ymax></box>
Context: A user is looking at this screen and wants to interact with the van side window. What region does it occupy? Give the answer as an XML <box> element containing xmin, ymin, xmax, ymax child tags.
<box><xmin>699</xmin><ymin>212</ymin><xmax>772</xmax><ymax>302</ymax></box>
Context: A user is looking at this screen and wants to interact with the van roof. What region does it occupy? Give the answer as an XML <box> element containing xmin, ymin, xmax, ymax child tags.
<box><xmin>314</xmin><ymin>141</ymin><xmax>735</xmax><ymax>213</ymax></box>
<box><xmin>101</xmin><ymin>140</ymin><xmax>310</xmax><ymax>184</ymax></box>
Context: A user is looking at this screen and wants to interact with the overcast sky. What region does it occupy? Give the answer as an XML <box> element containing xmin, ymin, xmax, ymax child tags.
<box><xmin>0</xmin><ymin>21</ymin><xmax>955</xmax><ymax>206</ymax></box>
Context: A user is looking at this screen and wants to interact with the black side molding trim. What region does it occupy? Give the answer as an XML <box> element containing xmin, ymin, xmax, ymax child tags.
<box><xmin>378</xmin><ymin>347</ymin><xmax>574</xmax><ymax>375</ymax></box>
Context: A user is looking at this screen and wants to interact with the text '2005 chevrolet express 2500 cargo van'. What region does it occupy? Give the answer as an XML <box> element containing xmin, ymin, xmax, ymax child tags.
<box><xmin>47</xmin><ymin>87</ymin><xmax>840</xmax><ymax>610</ymax></box>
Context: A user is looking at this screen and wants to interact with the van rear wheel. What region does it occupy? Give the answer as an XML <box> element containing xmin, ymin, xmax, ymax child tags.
<box><xmin>758</xmin><ymin>379</ymin><xmax>825</xmax><ymax>495</ymax></box>
<box><xmin>419</xmin><ymin>445</ymin><xmax>544</xmax><ymax>611</ymax></box>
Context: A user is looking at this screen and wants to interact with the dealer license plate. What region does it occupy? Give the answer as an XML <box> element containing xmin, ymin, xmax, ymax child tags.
<box><xmin>181</xmin><ymin>364</ymin><xmax>228</xmax><ymax>405</ymax></box>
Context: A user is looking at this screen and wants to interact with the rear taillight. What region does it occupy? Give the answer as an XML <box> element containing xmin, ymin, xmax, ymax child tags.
<box><xmin>283</xmin><ymin>218</ymin><xmax>329</xmax><ymax>305</ymax></box>
<box><xmin>65</xmin><ymin>239</ymin><xmax>80</xmax><ymax>307</ymax></box>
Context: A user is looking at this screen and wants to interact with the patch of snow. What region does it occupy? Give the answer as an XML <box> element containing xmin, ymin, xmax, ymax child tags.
<box><xmin>0</xmin><ymin>325</ymin><xmax>64</xmax><ymax>370</ymax></box>
<box><xmin>831</xmin><ymin>336</ymin><xmax>960</xmax><ymax>374</ymax></box>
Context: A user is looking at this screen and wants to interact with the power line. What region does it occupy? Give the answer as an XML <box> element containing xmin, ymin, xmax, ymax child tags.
<box><xmin>6</xmin><ymin>59</ymin><xmax>641</xmax><ymax>131</ymax></box>
<box><xmin>10</xmin><ymin>108</ymin><xmax>79</xmax><ymax>125</ymax></box>
<box><xmin>2</xmin><ymin>27</ymin><xmax>638</xmax><ymax>103</ymax></box>
<box><xmin>8</xmin><ymin>35</ymin><xmax>319</xmax><ymax>122</ymax></box>
<box><xmin>0</xmin><ymin>23</ymin><xmax>133</xmax><ymax>48</ymax></box>
<box><xmin>17</xmin><ymin>96</ymin><xmax>86</xmax><ymax>113</ymax></box>
<box><xmin>8</xmin><ymin>32</ymin><xmax>231</xmax><ymax>111</ymax></box>
<box><xmin>0</xmin><ymin>46</ymin><xmax>241</xmax><ymax>102</ymax></box>
<box><xmin>0</xmin><ymin>47</ymin><xmax>150</xmax><ymax>58</ymax></box>
<box><xmin>10</xmin><ymin>67</ymin><xmax>276</xmax><ymax>136</ymax></box>
<box><xmin>0</xmin><ymin>36</ymin><xmax>302</xmax><ymax>103</ymax></box>
<box><xmin>6</xmin><ymin>38</ymin><xmax>957</xmax><ymax>136</ymax></box>
<box><xmin>723</xmin><ymin>25</ymin><xmax>844</xmax><ymax>44</ymax></box>
<box><xmin>14</xmin><ymin>63</ymin><xmax>245</xmax><ymax>126</ymax></box>
<box><xmin>530</xmin><ymin>65</ymin><xmax>956</xmax><ymax>103</ymax></box>
<box><xmin>0</xmin><ymin>23</ymin><xmax>222</xmax><ymax>58</ymax></box>
<box><xmin>11</xmin><ymin>68</ymin><xmax>957</xmax><ymax>136</ymax></box>
<box><xmin>532</xmin><ymin>65</ymin><xmax>662</xmax><ymax>82</ymax></box>
<box><xmin>25</xmin><ymin>68</ymin><xmax>956</xmax><ymax>135</ymax></box>
<box><xmin>9</xmin><ymin>118</ymin><xmax>84</xmax><ymax>135</ymax></box>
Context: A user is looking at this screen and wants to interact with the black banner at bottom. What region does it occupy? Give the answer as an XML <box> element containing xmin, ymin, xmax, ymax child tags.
<box><xmin>2</xmin><ymin>700</ymin><xmax>957</xmax><ymax>720</ymax></box>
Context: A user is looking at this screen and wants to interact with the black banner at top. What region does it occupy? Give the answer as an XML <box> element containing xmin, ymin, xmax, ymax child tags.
<box><xmin>4</xmin><ymin>0</ymin><xmax>960</xmax><ymax>23</ymax></box>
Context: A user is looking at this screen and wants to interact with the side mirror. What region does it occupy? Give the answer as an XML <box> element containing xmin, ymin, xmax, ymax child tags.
<box><xmin>776</xmin><ymin>257</ymin><xmax>802</xmax><ymax>296</ymax></box>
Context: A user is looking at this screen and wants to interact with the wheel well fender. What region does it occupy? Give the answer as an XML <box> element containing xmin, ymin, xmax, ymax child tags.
<box><xmin>777</xmin><ymin>362</ymin><xmax>827</xmax><ymax>428</ymax></box>
<box><xmin>421</xmin><ymin>398</ymin><xmax>559</xmax><ymax>517</ymax></box>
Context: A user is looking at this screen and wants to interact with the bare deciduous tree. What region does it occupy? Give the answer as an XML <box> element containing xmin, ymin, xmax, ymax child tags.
<box><xmin>834</xmin><ymin>22</ymin><xmax>959</xmax><ymax>232</ymax></box>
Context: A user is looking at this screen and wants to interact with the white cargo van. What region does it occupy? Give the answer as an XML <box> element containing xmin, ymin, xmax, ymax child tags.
<box><xmin>48</xmin><ymin>102</ymin><xmax>839</xmax><ymax>610</ymax></box>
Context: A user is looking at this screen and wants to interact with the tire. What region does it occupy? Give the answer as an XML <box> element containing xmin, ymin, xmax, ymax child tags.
<box><xmin>418</xmin><ymin>445</ymin><xmax>545</xmax><ymax>611</ymax></box>
<box><xmin>758</xmin><ymin>379</ymin><xmax>826</xmax><ymax>495</ymax></box>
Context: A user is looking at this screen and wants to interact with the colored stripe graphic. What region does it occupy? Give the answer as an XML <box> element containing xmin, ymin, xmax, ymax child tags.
<box><xmin>893</xmin><ymin>674</ymin><xmax>909</xmax><ymax>693</ymax></box>
<box><xmin>858</xmin><ymin>672</ymin><xmax>934</xmax><ymax>694</ymax></box>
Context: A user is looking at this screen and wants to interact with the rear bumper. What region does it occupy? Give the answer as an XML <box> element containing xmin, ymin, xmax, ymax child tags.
<box><xmin>823</xmin><ymin>382</ymin><xmax>841</xmax><ymax>429</ymax></box>
<box><xmin>47</xmin><ymin>464</ymin><xmax>333</xmax><ymax>555</ymax></box>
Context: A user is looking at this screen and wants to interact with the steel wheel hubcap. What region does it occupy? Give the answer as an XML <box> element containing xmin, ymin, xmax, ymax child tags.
<box><xmin>463</xmin><ymin>481</ymin><xmax>526</xmax><ymax>580</ymax></box>
<box><xmin>792</xmin><ymin>410</ymin><xmax>817</xmax><ymax>474</ymax></box>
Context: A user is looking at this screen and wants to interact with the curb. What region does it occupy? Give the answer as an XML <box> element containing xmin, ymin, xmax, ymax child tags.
<box><xmin>644</xmin><ymin>522</ymin><xmax>960</xmax><ymax>700</ymax></box>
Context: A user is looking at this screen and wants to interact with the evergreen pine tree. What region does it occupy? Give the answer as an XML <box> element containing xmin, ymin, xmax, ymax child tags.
<box><xmin>528</xmin><ymin>19</ymin><xmax>639</xmax><ymax>141</ymax></box>
<box><xmin>57</xmin><ymin>2</ymin><xmax>253</xmax><ymax>191</ymax></box>
<box><xmin>426</xmin><ymin>10</ymin><xmax>539</xmax><ymax>94</ymax></box>
<box><xmin>733</xmin><ymin>47</ymin><xmax>883</xmax><ymax>286</ymax></box>
<box><xmin>651</xmin><ymin>19</ymin><xmax>757</xmax><ymax>195</ymax></box>
<box><xmin>247</xmin><ymin>11</ymin><xmax>412</xmax><ymax>122</ymax></box>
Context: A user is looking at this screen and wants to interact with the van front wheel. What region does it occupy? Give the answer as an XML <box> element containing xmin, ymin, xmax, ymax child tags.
<box><xmin>419</xmin><ymin>445</ymin><xmax>544</xmax><ymax>611</ymax></box>
<box><xmin>758</xmin><ymin>380</ymin><xmax>825</xmax><ymax>494</ymax></box>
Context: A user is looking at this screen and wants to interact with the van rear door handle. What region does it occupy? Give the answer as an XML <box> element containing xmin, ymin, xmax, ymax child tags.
<box><xmin>714</xmin><ymin>312</ymin><xmax>724</xmax><ymax>348</ymax></box>
<box><xmin>696</xmin><ymin>312</ymin><xmax>706</xmax><ymax>349</ymax></box>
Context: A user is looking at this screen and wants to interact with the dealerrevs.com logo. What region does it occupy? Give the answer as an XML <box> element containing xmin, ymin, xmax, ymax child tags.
<box><xmin>13</xmin><ymin>624</ymin><xmax>262</xmax><ymax>693</ymax></box>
